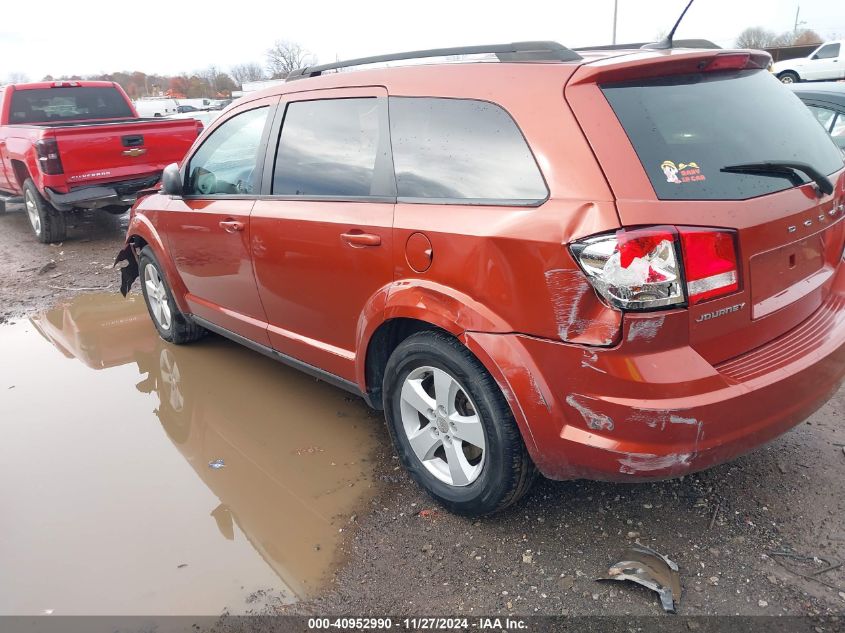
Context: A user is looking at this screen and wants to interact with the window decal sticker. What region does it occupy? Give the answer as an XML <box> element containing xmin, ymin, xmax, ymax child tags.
<box><xmin>661</xmin><ymin>160</ymin><xmax>706</xmax><ymax>184</ymax></box>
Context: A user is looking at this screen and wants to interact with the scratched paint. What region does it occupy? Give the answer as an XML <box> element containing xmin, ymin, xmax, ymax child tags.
<box><xmin>627</xmin><ymin>316</ymin><xmax>666</xmax><ymax>343</ymax></box>
<box><xmin>669</xmin><ymin>414</ymin><xmax>699</xmax><ymax>425</ymax></box>
<box><xmin>565</xmin><ymin>394</ymin><xmax>614</xmax><ymax>431</ymax></box>
<box><xmin>544</xmin><ymin>269</ymin><xmax>592</xmax><ymax>342</ymax></box>
<box><xmin>618</xmin><ymin>452</ymin><xmax>693</xmax><ymax>475</ymax></box>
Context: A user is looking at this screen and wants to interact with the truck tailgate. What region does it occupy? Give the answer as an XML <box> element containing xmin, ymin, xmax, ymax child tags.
<box><xmin>50</xmin><ymin>119</ymin><xmax>198</xmax><ymax>190</ymax></box>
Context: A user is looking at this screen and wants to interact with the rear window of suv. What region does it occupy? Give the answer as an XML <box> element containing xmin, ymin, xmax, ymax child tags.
<box><xmin>9</xmin><ymin>87</ymin><xmax>134</xmax><ymax>124</ymax></box>
<box><xmin>389</xmin><ymin>97</ymin><xmax>548</xmax><ymax>205</ymax></box>
<box><xmin>601</xmin><ymin>69</ymin><xmax>844</xmax><ymax>200</ymax></box>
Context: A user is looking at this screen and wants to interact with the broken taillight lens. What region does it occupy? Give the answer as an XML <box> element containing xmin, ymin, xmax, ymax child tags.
<box><xmin>571</xmin><ymin>226</ymin><xmax>741</xmax><ymax>311</ymax></box>
<box><xmin>570</xmin><ymin>226</ymin><xmax>684</xmax><ymax>311</ymax></box>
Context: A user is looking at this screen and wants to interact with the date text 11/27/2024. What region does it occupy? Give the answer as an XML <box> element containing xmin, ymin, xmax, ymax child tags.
<box><xmin>307</xmin><ymin>617</ymin><xmax>528</xmax><ymax>630</ymax></box>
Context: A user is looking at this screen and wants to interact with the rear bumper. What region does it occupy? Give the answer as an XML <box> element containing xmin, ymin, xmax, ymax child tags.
<box><xmin>465</xmin><ymin>272</ymin><xmax>845</xmax><ymax>482</ymax></box>
<box><xmin>45</xmin><ymin>173</ymin><xmax>161</xmax><ymax>211</ymax></box>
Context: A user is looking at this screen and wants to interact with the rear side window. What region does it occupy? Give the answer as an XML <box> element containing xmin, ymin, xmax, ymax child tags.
<box><xmin>273</xmin><ymin>98</ymin><xmax>393</xmax><ymax>197</ymax></box>
<box><xmin>602</xmin><ymin>70</ymin><xmax>844</xmax><ymax>200</ymax></box>
<box><xmin>9</xmin><ymin>87</ymin><xmax>134</xmax><ymax>124</ymax></box>
<box><xmin>808</xmin><ymin>105</ymin><xmax>837</xmax><ymax>131</ymax></box>
<box><xmin>815</xmin><ymin>43</ymin><xmax>840</xmax><ymax>59</ymax></box>
<box><xmin>389</xmin><ymin>97</ymin><xmax>548</xmax><ymax>205</ymax></box>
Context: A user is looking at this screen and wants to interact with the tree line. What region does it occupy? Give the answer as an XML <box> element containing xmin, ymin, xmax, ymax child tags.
<box><xmin>2</xmin><ymin>40</ymin><xmax>317</xmax><ymax>99</ymax></box>
<box><xmin>735</xmin><ymin>27</ymin><xmax>824</xmax><ymax>49</ymax></box>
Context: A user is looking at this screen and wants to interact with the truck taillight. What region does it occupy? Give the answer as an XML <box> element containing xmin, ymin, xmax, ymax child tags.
<box><xmin>35</xmin><ymin>138</ymin><xmax>63</xmax><ymax>175</ymax></box>
<box><xmin>195</xmin><ymin>121</ymin><xmax>204</xmax><ymax>137</ymax></box>
<box><xmin>679</xmin><ymin>228</ymin><xmax>740</xmax><ymax>305</ymax></box>
<box><xmin>570</xmin><ymin>226</ymin><xmax>741</xmax><ymax>311</ymax></box>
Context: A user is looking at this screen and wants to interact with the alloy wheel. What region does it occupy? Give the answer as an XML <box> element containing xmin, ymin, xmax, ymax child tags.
<box><xmin>144</xmin><ymin>264</ymin><xmax>172</xmax><ymax>331</ymax></box>
<box><xmin>399</xmin><ymin>365</ymin><xmax>486</xmax><ymax>486</ymax></box>
<box><xmin>24</xmin><ymin>190</ymin><xmax>41</xmax><ymax>236</ymax></box>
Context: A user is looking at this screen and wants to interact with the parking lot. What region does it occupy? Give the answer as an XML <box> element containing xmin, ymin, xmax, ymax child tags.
<box><xmin>1</xmin><ymin>203</ymin><xmax>843</xmax><ymax>620</ymax></box>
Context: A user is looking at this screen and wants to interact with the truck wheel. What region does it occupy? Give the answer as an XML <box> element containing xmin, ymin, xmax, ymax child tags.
<box><xmin>138</xmin><ymin>246</ymin><xmax>206</xmax><ymax>344</ymax></box>
<box><xmin>778</xmin><ymin>71</ymin><xmax>799</xmax><ymax>84</ymax></box>
<box><xmin>0</xmin><ymin>199</ymin><xmax>6</xmax><ymax>214</ymax></box>
<box><xmin>23</xmin><ymin>179</ymin><xmax>66</xmax><ymax>243</ymax></box>
<box><xmin>383</xmin><ymin>330</ymin><xmax>537</xmax><ymax>517</ymax></box>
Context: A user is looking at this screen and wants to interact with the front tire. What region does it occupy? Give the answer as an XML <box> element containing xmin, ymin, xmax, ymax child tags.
<box><xmin>383</xmin><ymin>330</ymin><xmax>536</xmax><ymax>516</ymax></box>
<box><xmin>138</xmin><ymin>246</ymin><xmax>206</xmax><ymax>344</ymax></box>
<box><xmin>23</xmin><ymin>179</ymin><xmax>66</xmax><ymax>243</ymax></box>
<box><xmin>778</xmin><ymin>70</ymin><xmax>799</xmax><ymax>84</ymax></box>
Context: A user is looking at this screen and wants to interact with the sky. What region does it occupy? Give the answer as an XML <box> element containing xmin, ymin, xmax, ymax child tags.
<box><xmin>2</xmin><ymin>0</ymin><xmax>845</xmax><ymax>81</ymax></box>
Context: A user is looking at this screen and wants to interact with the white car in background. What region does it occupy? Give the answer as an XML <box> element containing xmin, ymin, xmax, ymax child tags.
<box><xmin>772</xmin><ymin>40</ymin><xmax>845</xmax><ymax>84</ymax></box>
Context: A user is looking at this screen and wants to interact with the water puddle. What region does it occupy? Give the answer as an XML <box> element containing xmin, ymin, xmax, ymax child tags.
<box><xmin>0</xmin><ymin>293</ymin><xmax>380</xmax><ymax>615</ymax></box>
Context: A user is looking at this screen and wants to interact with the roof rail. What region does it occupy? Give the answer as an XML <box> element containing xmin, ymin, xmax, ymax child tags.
<box><xmin>286</xmin><ymin>41</ymin><xmax>583</xmax><ymax>81</ymax></box>
<box><xmin>575</xmin><ymin>39</ymin><xmax>721</xmax><ymax>51</ymax></box>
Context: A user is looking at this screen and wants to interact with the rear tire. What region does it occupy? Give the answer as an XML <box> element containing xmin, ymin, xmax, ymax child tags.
<box><xmin>383</xmin><ymin>330</ymin><xmax>536</xmax><ymax>516</ymax></box>
<box><xmin>138</xmin><ymin>246</ymin><xmax>206</xmax><ymax>344</ymax></box>
<box><xmin>23</xmin><ymin>179</ymin><xmax>66</xmax><ymax>243</ymax></box>
<box><xmin>0</xmin><ymin>199</ymin><xmax>6</xmax><ymax>214</ymax></box>
<box><xmin>778</xmin><ymin>71</ymin><xmax>799</xmax><ymax>84</ymax></box>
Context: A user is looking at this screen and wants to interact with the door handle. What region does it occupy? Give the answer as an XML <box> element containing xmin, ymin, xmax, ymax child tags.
<box><xmin>219</xmin><ymin>220</ymin><xmax>245</xmax><ymax>233</ymax></box>
<box><xmin>341</xmin><ymin>231</ymin><xmax>381</xmax><ymax>247</ymax></box>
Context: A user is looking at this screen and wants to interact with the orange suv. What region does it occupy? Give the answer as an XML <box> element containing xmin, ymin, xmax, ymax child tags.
<box><xmin>116</xmin><ymin>41</ymin><xmax>845</xmax><ymax>516</ymax></box>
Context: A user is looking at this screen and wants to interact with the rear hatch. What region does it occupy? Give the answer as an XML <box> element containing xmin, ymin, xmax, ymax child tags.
<box><xmin>50</xmin><ymin>118</ymin><xmax>198</xmax><ymax>188</ymax></box>
<box><xmin>567</xmin><ymin>50</ymin><xmax>845</xmax><ymax>364</ymax></box>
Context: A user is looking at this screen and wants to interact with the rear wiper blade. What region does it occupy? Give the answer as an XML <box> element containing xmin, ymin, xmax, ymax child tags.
<box><xmin>720</xmin><ymin>161</ymin><xmax>834</xmax><ymax>195</ymax></box>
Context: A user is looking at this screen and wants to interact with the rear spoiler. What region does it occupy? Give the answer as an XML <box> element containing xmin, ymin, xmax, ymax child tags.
<box><xmin>575</xmin><ymin>39</ymin><xmax>721</xmax><ymax>52</ymax></box>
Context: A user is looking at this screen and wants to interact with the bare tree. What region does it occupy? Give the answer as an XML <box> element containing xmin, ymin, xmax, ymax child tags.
<box><xmin>4</xmin><ymin>71</ymin><xmax>30</xmax><ymax>84</ymax></box>
<box><xmin>230</xmin><ymin>62</ymin><xmax>265</xmax><ymax>87</ymax></box>
<box><xmin>792</xmin><ymin>29</ymin><xmax>823</xmax><ymax>46</ymax></box>
<box><xmin>199</xmin><ymin>65</ymin><xmax>220</xmax><ymax>94</ymax></box>
<box><xmin>735</xmin><ymin>27</ymin><xmax>781</xmax><ymax>49</ymax></box>
<box><xmin>267</xmin><ymin>40</ymin><xmax>316</xmax><ymax>79</ymax></box>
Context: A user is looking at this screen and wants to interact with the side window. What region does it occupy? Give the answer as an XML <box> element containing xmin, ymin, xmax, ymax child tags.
<box><xmin>273</xmin><ymin>98</ymin><xmax>391</xmax><ymax>197</ymax></box>
<box><xmin>389</xmin><ymin>97</ymin><xmax>548</xmax><ymax>204</ymax></box>
<box><xmin>808</xmin><ymin>105</ymin><xmax>836</xmax><ymax>131</ymax></box>
<box><xmin>815</xmin><ymin>44</ymin><xmax>840</xmax><ymax>59</ymax></box>
<box><xmin>187</xmin><ymin>106</ymin><xmax>269</xmax><ymax>196</ymax></box>
<box><xmin>831</xmin><ymin>114</ymin><xmax>845</xmax><ymax>138</ymax></box>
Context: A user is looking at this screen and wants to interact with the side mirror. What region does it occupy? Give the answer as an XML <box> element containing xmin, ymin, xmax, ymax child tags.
<box><xmin>161</xmin><ymin>163</ymin><xmax>183</xmax><ymax>196</ymax></box>
<box><xmin>812</xmin><ymin>54</ymin><xmax>819</xmax><ymax>60</ymax></box>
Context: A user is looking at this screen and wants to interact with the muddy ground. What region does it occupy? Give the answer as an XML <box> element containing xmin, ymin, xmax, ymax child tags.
<box><xmin>1</xmin><ymin>202</ymin><xmax>844</xmax><ymax>621</ymax></box>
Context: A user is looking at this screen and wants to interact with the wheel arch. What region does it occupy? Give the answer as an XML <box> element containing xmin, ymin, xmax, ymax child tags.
<box><xmin>358</xmin><ymin>281</ymin><xmax>514</xmax><ymax>410</ymax></box>
<box><xmin>126</xmin><ymin>214</ymin><xmax>191</xmax><ymax>314</ymax></box>
<box><xmin>10</xmin><ymin>159</ymin><xmax>32</xmax><ymax>191</ymax></box>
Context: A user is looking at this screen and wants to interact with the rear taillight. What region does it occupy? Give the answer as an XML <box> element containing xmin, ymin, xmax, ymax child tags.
<box><xmin>570</xmin><ymin>226</ymin><xmax>740</xmax><ymax>311</ymax></box>
<box><xmin>35</xmin><ymin>138</ymin><xmax>63</xmax><ymax>175</ymax></box>
<box><xmin>679</xmin><ymin>228</ymin><xmax>739</xmax><ymax>305</ymax></box>
<box><xmin>570</xmin><ymin>226</ymin><xmax>684</xmax><ymax>311</ymax></box>
<box><xmin>195</xmin><ymin>120</ymin><xmax>204</xmax><ymax>137</ymax></box>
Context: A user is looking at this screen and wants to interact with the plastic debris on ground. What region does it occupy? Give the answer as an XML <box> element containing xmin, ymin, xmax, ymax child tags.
<box><xmin>598</xmin><ymin>544</ymin><xmax>682</xmax><ymax>613</ymax></box>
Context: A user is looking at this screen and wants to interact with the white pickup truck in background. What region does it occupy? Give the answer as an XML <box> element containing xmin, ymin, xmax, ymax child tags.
<box><xmin>773</xmin><ymin>40</ymin><xmax>845</xmax><ymax>83</ymax></box>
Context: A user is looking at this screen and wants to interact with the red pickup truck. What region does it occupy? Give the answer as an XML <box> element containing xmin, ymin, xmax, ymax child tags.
<box><xmin>0</xmin><ymin>81</ymin><xmax>201</xmax><ymax>243</ymax></box>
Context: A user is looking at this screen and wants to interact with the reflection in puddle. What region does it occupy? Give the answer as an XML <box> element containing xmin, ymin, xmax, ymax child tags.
<box><xmin>0</xmin><ymin>294</ymin><xmax>379</xmax><ymax>615</ymax></box>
